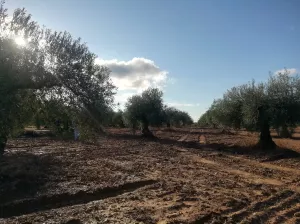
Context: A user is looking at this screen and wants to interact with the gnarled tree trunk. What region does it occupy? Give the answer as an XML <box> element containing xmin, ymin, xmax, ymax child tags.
<box><xmin>141</xmin><ymin>118</ymin><xmax>155</xmax><ymax>138</ymax></box>
<box><xmin>257</xmin><ymin>106</ymin><xmax>276</xmax><ymax>150</ymax></box>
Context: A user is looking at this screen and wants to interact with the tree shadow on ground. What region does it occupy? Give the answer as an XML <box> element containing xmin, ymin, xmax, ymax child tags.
<box><xmin>159</xmin><ymin>128</ymin><xmax>221</xmax><ymax>135</ymax></box>
<box><xmin>0</xmin><ymin>152</ymin><xmax>62</xmax><ymax>204</ymax></box>
<box><xmin>204</xmin><ymin>142</ymin><xmax>300</xmax><ymax>161</ymax></box>
<box><xmin>160</xmin><ymin>128</ymin><xmax>238</xmax><ymax>136</ymax></box>
<box><xmin>108</xmin><ymin>132</ymin><xmax>300</xmax><ymax>162</ymax></box>
<box><xmin>108</xmin><ymin>133</ymin><xmax>150</xmax><ymax>141</ymax></box>
<box><xmin>172</xmin><ymin>139</ymin><xmax>300</xmax><ymax>161</ymax></box>
<box><xmin>271</xmin><ymin>135</ymin><xmax>300</xmax><ymax>140</ymax></box>
<box><xmin>108</xmin><ymin>129</ymin><xmax>226</xmax><ymax>138</ymax></box>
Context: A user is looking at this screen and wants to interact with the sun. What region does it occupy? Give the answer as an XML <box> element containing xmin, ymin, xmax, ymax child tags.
<box><xmin>15</xmin><ymin>36</ymin><xmax>26</xmax><ymax>46</ymax></box>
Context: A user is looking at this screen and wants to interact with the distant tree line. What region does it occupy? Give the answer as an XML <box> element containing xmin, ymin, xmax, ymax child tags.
<box><xmin>123</xmin><ymin>88</ymin><xmax>194</xmax><ymax>136</ymax></box>
<box><xmin>198</xmin><ymin>70</ymin><xmax>300</xmax><ymax>149</ymax></box>
<box><xmin>99</xmin><ymin>88</ymin><xmax>194</xmax><ymax>136</ymax></box>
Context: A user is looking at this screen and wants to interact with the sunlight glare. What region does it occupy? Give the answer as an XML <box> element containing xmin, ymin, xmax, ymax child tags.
<box><xmin>15</xmin><ymin>36</ymin><xmax>26</xmax><ymax>46</ymax></box>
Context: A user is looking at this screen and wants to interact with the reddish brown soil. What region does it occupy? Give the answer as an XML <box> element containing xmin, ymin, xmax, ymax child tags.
<box><xmin>0</xmin><ymin>128</ymin><xmax>299</xmax><ymax>224</ymax></box>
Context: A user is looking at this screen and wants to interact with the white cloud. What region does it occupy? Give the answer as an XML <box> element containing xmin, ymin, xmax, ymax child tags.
<box><xmin>167</xmin><ymin>102</ymin><xmax>200</xmax><ymax>107</ymax></box>
<box><xmin>114</xmin><ymin>92</ymin><xmax>135</xmax><ymax>104</ymax></box>
<box><xmin>275</xmin><ymin>68</ymin><xmax>298</xmax><ymax>75</ymax></box>
<box><xmin>112</xmin><ymin>91</ymin><xmax>136</xmax><ymax>111</ymax></box>
<box><xmin>96</xmin><ymin>57</ymin><xmax>168</xmax><ymax>92</ymax></box>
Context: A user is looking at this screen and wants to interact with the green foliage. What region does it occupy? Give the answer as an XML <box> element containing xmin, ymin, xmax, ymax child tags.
<box><xmin>198</xmin><ymin>110</ymin><xmax>213</xmax><ymax>127</ymax></box>
<box><xmin>123</xmin><ymin>110</ymin><xmax>140</xmax><ymax>131</ymax></box>
<box><xmin>104</xmin><ymin>109</ymin><xmax>126</xmax><ymax>128</ymax></box>
<box><xmin>0</xmin><ymin>2</ymin><xmax>116</xmax><ymax>153</ymax></box>
<box><xmin>125</xmin><ymin>88</ymin><xmax>165</xmax><ymax>134</ymax></box>
<box><xmin>239</xmin><ymin>81</ymin><xmax>265</xmax><ymax>131</ymax></box>
<box><xmin>164</xmin><ymin>106</ymin><xmax>193</xmax><ymax>127</ymax></box>
<box><xmin>112</xmin><ymin>110</ymin><xmax>125</xmax><ymax>128</ymax></box>
<box><xmin>124</xmin><ymin>88</ymin><xmax>194</xmax><ymax>135</ymax></box>
<box><xmin>198</xmin><ymin>70</ymin><xmax>300</xmax><ymax>138</ymax></box>
<box><xmin>0</xmin><ymin>2</ymin><xmax>195</xmax><ymax>149</ymax></box>
<box><xmin>36</xmin><ymin>99</ymin><xmax>74</xmax><ymax>135</ymax></box>
<box><xmin>266</xmin><ymin>72</ymin><xmax>300</xmax><ymax>137</ymax></box>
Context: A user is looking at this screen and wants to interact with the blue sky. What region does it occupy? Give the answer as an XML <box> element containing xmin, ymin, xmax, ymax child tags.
<box><xmin>6</xmin><ymin>0</ymin><xmax>300</xmax><ymax>120</ymax></box>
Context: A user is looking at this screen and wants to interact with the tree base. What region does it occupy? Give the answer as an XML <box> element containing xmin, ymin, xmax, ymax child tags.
<box><xmin>277</xmin><ymin>127</ymin><xmax>292</xmax><ymax>138</ymax></box>
<box><xmin>0</xmin><ymin>138</ymin><xmax>7</xmax><ymax>156</ymax></box>
<box><xmin>256</xmin><ymin>139</ymin><xmax>276</xmax><ymax>150</ymax></box>
<box><xmin>142</xmin><ymin>128</ymin><xmax>156</xmax><ymax>139</ymax></box>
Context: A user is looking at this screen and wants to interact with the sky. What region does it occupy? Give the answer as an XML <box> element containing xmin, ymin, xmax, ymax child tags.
<box><xmin>6</xmin><ymin>0</ymin><xmax>300</xmax><ymax>121</ymax></box>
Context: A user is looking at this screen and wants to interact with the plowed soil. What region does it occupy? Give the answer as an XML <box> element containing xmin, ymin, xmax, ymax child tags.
<box><xmin>0</xmin><ymin>128</ymin><xmax>299</xmax><ymax>224</ymax></box>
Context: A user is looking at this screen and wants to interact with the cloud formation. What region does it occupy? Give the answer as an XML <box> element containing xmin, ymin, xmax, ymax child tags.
<box><xmin>167</xmin><ymin>102</ymin><xmax>200</xmax><ymax>107</ymax></box>
<box><xmin>114</xmin><ymin>92</ymin><xmax>135</xmax><ymax>104</ymax></box>
<box><xmin>96</xmin><ymin>57</ymin><xmax>168</xmax><ymax>92</ymax></box>
<box><xmin>275</xmin><ymin>68</ymin><xmax>298</xmax><ymax>75</ymax></box>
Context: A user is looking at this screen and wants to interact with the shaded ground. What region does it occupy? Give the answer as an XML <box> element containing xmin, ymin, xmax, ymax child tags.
<box><xmin>0</xmin><ymin>128</ymin><xmax>299</xmax><ymax>224</ymax></box>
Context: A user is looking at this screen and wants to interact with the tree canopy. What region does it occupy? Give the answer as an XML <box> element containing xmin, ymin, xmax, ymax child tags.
<box><xmin>125</xmin><ymin>88</ymin><xmax>165</xmax><ymax>136</ymax></box>
<box><xmin>0</xmin><ymin>3</ymin><xmax>116</xmax><ymax>153</ymax></box>
<box><xmin>124</xmin><ymin>88</ymin><xmax>194</xmax><ymax>136</ymax></box>
<box><xmin>0</xmin><ymin>2</ymin><xmax>195</xmax><ymax>153</ymax></box>
<box><xmin>198</xmin><ymin>70</ymin><xmax>300</xmax><ymax>149</ymax></box>
<box><xmin>164</xmin><ymin>106</ymin><xmax>193</xmax><ymax>127</ymax></box>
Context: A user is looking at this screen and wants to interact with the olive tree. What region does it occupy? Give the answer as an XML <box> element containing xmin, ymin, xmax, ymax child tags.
<box><xmin>111</xmin><ymin>110</ymin><xmax>125</xmax><ymax>128</ymax></box>
<box><xmin>164</xmin><ymin>107</ymin><xmax>193</xmax><ymax>127</ymax></box>
<box><xmin>198</xmin><ymin>100</ymin><xmax>221</xmax><ymax>128</ymax></box>
<box><xmin>198</xmin><ymin>70</ymin><xmax>300</xmax><ymax>149</ymax></box>
<box><xmin>164</xmin><ymin>107</ymin><xmax>178</xmax><ymax>127</ymax></box>
<box><xmin>0</xmin><ymin>3</ymin><xmax>116</xmax><ymax>154</ymax></box>
<box><xmin>125</xmin><ymin>88</ymin><xmax>164</xmax><ymax>137</ymax></box>
<box><xmin>240</xmin><ymin>81</ymin><xmax>265</xmax><ymax>131</ymax></box>
<box><xmin>266</xmin><ymin>71</ymin><xmax>300</xmax><ymax>137</ymax></box>
<box><xmin>197</xmin><ymin>111</ymin><xmax>211</xmax><ymax>127</ymax></box>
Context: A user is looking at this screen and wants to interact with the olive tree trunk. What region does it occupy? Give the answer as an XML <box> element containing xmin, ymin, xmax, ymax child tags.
<box><xmin>141</xmin><ymin>118</ymin><xmax>154</xmax><ymax>138</ymax></box>
<box><xmin>167</xmin><ymin>122</ymin><xmax>171</xmax><ymax>128</ymax></box>
<box><xmin>278</xmin><ymin>124</ymin><xmax>291</xmax><ymax>138</ymax></box>
<box><xmin>0</xmin><ymin>134</ymin><xmax>7</xmax><ymax>156</ymax></box>
<box><xmin>257</xmin><ymin>106</ymin><xmax>276</xmax><ymax>150</ymax></box>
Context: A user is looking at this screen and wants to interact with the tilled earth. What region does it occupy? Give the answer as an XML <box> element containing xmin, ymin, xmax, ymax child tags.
<box><xmin>0</xmin><ymin>128</ymin><xmax>299</xmax><ymax>224</ymax></box>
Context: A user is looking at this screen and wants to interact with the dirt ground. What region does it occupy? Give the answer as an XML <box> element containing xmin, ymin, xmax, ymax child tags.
<box><xmin>0</xmin><ymin>128</ymin><xmax>299</xmax><ymax>224</ymax></box>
